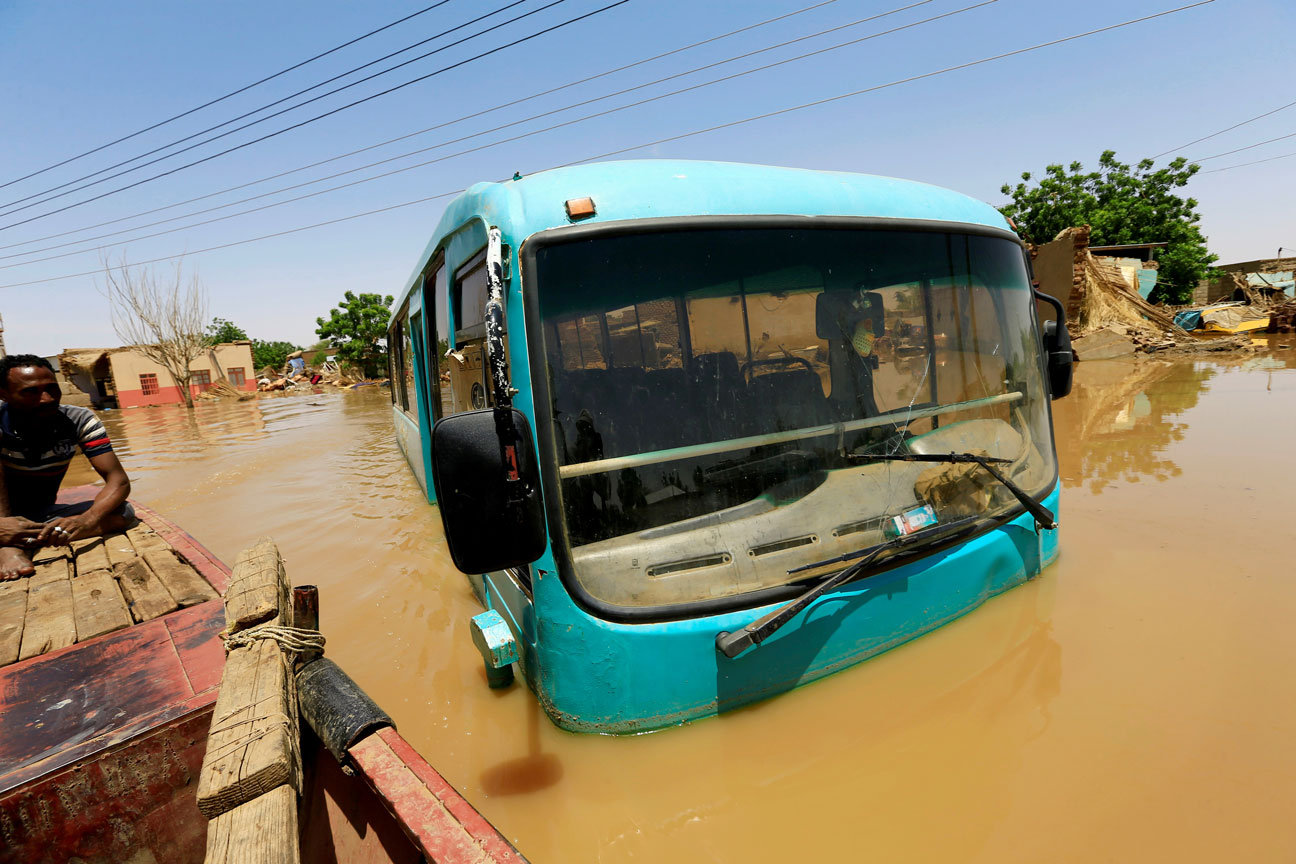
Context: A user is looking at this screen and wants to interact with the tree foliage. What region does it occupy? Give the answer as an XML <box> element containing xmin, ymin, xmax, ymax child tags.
<box><xmin>205</xmin><ymin>317</ymin><xmax>248</xmax><ymax>344</ymax></box>
<box><xmin>103</xmin><ymin>255</ymin><xmax>208</xmax><ymax>408</ymax></box>
<box><xmin>204</xmin><ymin>317</ymin><xmax>300</xmax><ymax>372</ymax></box>
<box><xmin>252</xmin><ymin>340</ymin><xmax>302</xmax><ymax>371</ymax></box>
<box><xmin>315</xmin><ymin>291</ymin><xmax>393</xmax><ymax>378</ymax></box>
<box><xmin>1000</xmin><ymin>151</ymin><xmax>1216</xmax><ymax>303</ymax></box>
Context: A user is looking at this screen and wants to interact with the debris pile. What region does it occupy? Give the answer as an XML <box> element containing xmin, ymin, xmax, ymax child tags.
<box><xmin>194</xmin><ymin>379</ymin><xmax>257</xmax><ymax>402</ymax></box>
<box><xmin>1268</xmin><ymin>301</ymin><xmax>1296</xmax><ymax>334</ymax></box>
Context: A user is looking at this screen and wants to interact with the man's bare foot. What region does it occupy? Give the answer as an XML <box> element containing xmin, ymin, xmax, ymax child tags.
<box><xmin>0</xmin><ymin>546</ymin><xmax>35</xmax><ymax>581</ymax></box>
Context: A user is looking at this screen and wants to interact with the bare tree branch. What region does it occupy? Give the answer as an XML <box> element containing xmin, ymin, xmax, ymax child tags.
<box><xmin>101</xmin><ymin>253</ymin><xmax>209</xmax><ymax>408</ymax></box>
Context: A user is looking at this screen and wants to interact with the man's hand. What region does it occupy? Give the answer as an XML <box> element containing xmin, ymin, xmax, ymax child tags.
<box><xmin>39</xmin><ymin>514</ymin><xmax>98</xmax><ymax>546</ymax></box>
<box><xmin>0</xmin><ymin>516</ymin><xmax>45</xmax><ymax>548</ymax></box>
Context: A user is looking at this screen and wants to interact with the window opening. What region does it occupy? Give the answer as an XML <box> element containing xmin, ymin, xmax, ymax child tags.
<box><xmin>139</xmin><ymin>373</ymin><xmax>159</xmax><ymax>396</ymax></box>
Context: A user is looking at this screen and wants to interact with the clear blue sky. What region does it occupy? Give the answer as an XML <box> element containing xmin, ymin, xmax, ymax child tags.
<box><xmin>0</xmin><ymin>0</ymin><xmax>1291</xmax><ymax>357</ymax></box>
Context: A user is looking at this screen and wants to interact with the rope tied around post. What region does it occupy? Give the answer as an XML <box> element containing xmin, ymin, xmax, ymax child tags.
<box><xmin>221</xmin><ymin>624</ymin><xmax>326</xmax><ymax>659</ymax></box>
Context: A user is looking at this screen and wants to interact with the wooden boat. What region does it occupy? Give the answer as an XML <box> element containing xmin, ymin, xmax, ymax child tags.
<box><xmin>0</xmin><ymin>487</ymin><xmax>524</xmax><ymax>863</ymax></box>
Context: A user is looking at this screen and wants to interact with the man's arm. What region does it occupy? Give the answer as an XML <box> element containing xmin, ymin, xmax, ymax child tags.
<box><xmin>0</xmin><ymin>467</ymin><xmax>42</xmax><ymax>547</ymax></box>
<box><xmin>39</xmin><ymin>452</ymin><xmax>130</xmax><ymax>545</ymax></box>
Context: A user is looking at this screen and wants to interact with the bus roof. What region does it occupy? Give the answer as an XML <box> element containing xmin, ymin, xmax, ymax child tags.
<box><xmin>402</xmin><ymin>160</ymin><xmax>1013</xmax><ymax>301</ymax></box>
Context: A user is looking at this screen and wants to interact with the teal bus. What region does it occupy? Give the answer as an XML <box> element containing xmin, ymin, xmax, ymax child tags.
<box><xmin>387</xmin><ymin>160</ymin><xmax>1072</xmax><ymax>733</ymax></box>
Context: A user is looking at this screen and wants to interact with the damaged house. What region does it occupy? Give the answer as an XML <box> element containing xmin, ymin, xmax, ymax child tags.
<box><xmin>57</xmin><ymin>342</ymin><xmax>256</xmax><ymax>409</ymax></box>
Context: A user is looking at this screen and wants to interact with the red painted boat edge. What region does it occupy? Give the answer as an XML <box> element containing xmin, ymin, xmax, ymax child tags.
<box><xmin>348</xmin><ymin>727</ymin><xmax>528</xmax><ymax>863</ymax></box>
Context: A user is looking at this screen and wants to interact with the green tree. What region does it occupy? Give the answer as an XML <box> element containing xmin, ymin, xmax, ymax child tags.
<box><xmin>315</xmin><ymin>291</ymin><xmax>393</xmax><ymax>378</ymax></box>
<box><xmin>205</xmin><ymin>317</ymin><xmax>249</xmax><ymax>344</ymax></box>
<box><xmin>1000</xmin><ymin>151</ymin><xmax>1216</xmax><ymax>303</ymax></box>
<box><xmin>251</xmin><ymin>340</ymin><xmax>301</xmax><ymax>371</ymax></box>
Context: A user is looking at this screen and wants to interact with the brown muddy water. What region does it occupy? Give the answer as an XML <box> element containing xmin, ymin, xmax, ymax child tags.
<box><xmin>67</xmin><ymin>339</ymin><xmax>1296</xmax><ymax>862</ymax></box>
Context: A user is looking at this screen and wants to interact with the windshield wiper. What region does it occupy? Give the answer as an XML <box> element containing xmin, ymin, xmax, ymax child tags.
<box><xmin>715</xmin><ymin>518</ymin><xmax>979</xmax><ymax>659</ymax></box>
<box><xmin>853</xmin><ymin>452</ymin><xmax>1056</xmax><ymax>531</ymax></box>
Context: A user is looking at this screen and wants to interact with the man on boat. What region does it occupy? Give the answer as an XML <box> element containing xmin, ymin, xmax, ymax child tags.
<box><xmin>0</xmin><ymin>355</ymin><xmax>133</xmax><ymax>580</ymax></box>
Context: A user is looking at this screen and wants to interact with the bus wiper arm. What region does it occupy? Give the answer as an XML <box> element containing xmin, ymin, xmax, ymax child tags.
<box><xmin>855</xmin><ymin>452</ymin><xmax>1057</xmax><ymax>531</ymax></box>
<box><xmin>715</xmin><ymin>519</ymin><xmax>978</xmax><ymax>660</ymax></box>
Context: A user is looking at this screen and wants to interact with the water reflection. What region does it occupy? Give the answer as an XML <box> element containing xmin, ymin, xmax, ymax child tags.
<box><xmin>1052</xmin><ymin>358</ymin><xmax>1214</xmax><ymax>493</ymax></box>
<box><xmin>51</xmin><ymin>351</ymin><xmax>1296</xmax><ymax>861</ymax></box>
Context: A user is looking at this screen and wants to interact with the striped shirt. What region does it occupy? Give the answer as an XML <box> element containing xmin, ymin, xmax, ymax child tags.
<box><xmin>0</xmin><ymin>404</ymin><xmax>114</xmax><ymax>516</ymax></box>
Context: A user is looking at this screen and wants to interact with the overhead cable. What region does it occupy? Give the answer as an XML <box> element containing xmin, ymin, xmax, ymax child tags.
<box><xmin>1192</xmin><ymin>129</ymin><xmax>1296</xmax><ymax>162</ymax></box>
<box><xmin>0</xmin><ymin>0</ymin><xmax>850</xmax><ymax>253</ymax></box>
<box><xmin>1153</xmin><ymin>98</ymin><xmax>1296</xmax><ymax>159</ymax></box>
<box><xmin>0</xmin><ymin>0</ymin><xmax>537</xmax><ymax>211</ymax></box>
<box><xmin>0</xmin><ymin>0</ymin><xmax>459</xmax><ymax>192</ymax></box>
<box><xmin>1201</xmin><ymin>149</ymin><xmax>1296</xmax><ymax>174</ymax></box>
<box><xmin>0</xmin><ymin>0</ymin><xmax>586</xmax><ymax>219</ymax></box>
<box><xmin>0</xmin><ymin>0</ymin><xmax>947</xmax><ymax>264</ymax></box>
<box><xmin>0</xmin><ymin>0</ymin><xmax>1216</xmax><ymax>289</ymax></box>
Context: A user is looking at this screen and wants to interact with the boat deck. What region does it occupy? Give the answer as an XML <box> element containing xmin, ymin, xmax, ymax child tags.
<box><xmin>0</xmin><ymin>490</ymin><xmax>229</xmax><ymax>799</ymax></box>
<box><xmin>0</xmin><ymin>506</ymin><xmax>222</xmax><ymax>666</ymax></box>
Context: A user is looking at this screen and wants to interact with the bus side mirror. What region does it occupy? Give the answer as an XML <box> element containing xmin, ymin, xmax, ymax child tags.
<box><xmin>1042</xmin><ymin>319</ymin><xmax>1074</xmax><ymax>399</ymax></box>
<box><xmin>431</xmin><ymin>409</ymin><xmax>547</xmax><ymax>574</ymax></box>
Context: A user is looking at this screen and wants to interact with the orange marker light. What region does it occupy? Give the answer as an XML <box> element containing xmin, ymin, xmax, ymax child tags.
<box><xmin>564</xmin><ymin>197</ymin><xmax>596</xmax><ymax>220</ymax></box>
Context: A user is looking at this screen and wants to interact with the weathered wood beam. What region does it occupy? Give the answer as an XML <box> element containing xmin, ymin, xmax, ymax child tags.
<box><xmin>144</xmin><ymin>548</ymin><xmax>218</xmax><ymax>607</ymax></box>
<box><xmin>203</xmin><ymin>783</ymin><xmax>300</xmax><ymax>864</ymax></box>
<box><xmin>224</xmin><ymin>539</ymin><xmax>287</xmax><ymax>634</ymax></box>
<box><xmin>71</xmin><ymin>537</ymin><xmax>111</xmax><ymax>574</ymax></box>
<box><xmin>0</xmin><ymin>580</ymin><xmax>29</xmax><ymax>665</ymax></box>
<box><xmin>115</xmin><ymin>557</ymin><xmax>179</xmax><ymax>623</ymax></box>
<box><xmin>19</xmin><ymin>564</ymin><xmax>75</xmax><ymax>660</ymax></box>
<box><xmin>196</xmin><ymin>637</ymin><xmax>300</xmax><ymax>818</ymax></box>
<box><xmin>197</xmin><ymin>538</ymin><xmax>299</xmax><ymax>820</ymax></box>
<box><xmin>71</xmin><ymin>568</ymin><xmax>132</xmax><ymax>641</ymax></box>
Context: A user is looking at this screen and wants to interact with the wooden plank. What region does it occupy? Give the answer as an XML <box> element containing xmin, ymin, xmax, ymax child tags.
<box><xmin>144</xmin><ymin>549</ymin><xmax>218</xmax><ymax>607</ymax></box>
<box><xmin>18</xmin><ymin>577</ymin><xmax>75</xmax><ymax>660</ymax></box>
<box><xmin>71</xmin><ymin>568</ymin><xmax>132</xmax><ymax>641</ymax></box>
<box><xmin>30</xmin><ymin>557</ymin><xmax>70</xmax><ymax>587</ymax></box>
<box><xmin>115</xmin><ymin>557</ymin><xmax>179</xmax><ymax>623</ymax></box>
<box><xmin>203</xmin><ymin>784</ymin><xmax>300</xmax><ymax>864</ymax></box>
<box><xmin>101</xmin><ymin>532</ymin><xmax>139</xmax><ymax>568</ymax></box>
<box><xmin>196</xmin><ymin>638</ymin><xmax>299</xmax><ymax>818</ymax></box>
<box><xmin>72</xmin><ymin>537</ymin><xmax>111</xmax><ymax>575</ymax></box>
<box><xmin>126</xmin><ymin>522</ymin><xmax>172</xmax><ymax>556</ymax></box>
<box><xmin>30</xmin><ymin>544</ymin><xmax>70</xmax><ymax>564</ymax></box>
<box><xmin>224</xmin><ymin>539</ymin><xmax>287</xmax><ymax>634</ymax></box>
<box><xmin>0</xmin><ymin>581</ymin><xmax>29</xmax><ymax>666</ymax></box>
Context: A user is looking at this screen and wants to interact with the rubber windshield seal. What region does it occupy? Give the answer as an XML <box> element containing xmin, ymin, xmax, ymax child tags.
<box><xmin>520</xmin><ymin>215</ymin><xmax>1060</xmax><ymax>624</ymax></box>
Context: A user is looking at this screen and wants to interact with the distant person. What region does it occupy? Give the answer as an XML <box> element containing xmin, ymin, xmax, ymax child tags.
<box><xmin>286</xmin><ymin>352</ymin><xmax>306</xmax><ymax>377</ymax></box>
<box><xmin>0</xmin><ymin>355</ymin><xmax>133</xmax><ymax>581</ymax></box>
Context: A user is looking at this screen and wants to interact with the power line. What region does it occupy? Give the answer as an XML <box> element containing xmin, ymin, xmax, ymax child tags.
<box><xmin>0</xmin><ymin>0</ymin><xmax>538</xmax><ymax>213</ymax></box>
<box><xmin>0</xmin><ymin>0</ymin><xmax>946</xmax><ymax>265</ymax></box>
<box><xmin>1201</xmin><ymin>149</ymin><xmax>1296</xmax><ymax>173</ymax></box>
<box><xmin>0</xmin><ymin>0</ymin><xmax>1215</xmax><ymax>290</ymax></box>
<box><xmin>0</xmin><ymin>0</ymin><xmax>579</xmax><ymax>220</ymax></box>
<box><xmin>1192</xmin><ymin>129</ymin><xmax>1296</xmax><ymax>162</ymax></box>
<box><xmin>0</xmin><ymin>0</ymin><xmax>459</xmax><ymax>191</ymax></box>
<box><xmin>0</xmin><ymin>0</ymin><xmax>849</xmax><ymax>253</ymax></box>
<box><xmin>1153</xmin><ymin>98</ymin><xmax>1296</xmax><ymax>159</ymax></box>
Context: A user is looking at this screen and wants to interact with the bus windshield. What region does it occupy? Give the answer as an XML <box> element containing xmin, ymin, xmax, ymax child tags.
<box><xmin>533</xmin><ymin>226</ymin><xmax>1056</xmax><ymax>609</ymax></box>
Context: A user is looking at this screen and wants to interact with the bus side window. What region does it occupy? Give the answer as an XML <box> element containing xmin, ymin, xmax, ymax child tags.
<box><xmin>448</xmin><ymin>249</ymin><xmax>495</xmax><ymax>414</ymax></box>
<box><xmin>390</xmin><ymin>311</ymin><xmax>409</xmax><ymax>411</ymax></box>
<box><xmin>425</xmin><ymin>257</ymin><xmax>449</xmax><ymax>421</ymax></box>
<box><xmin>402</xmin><ymin>309</ymin><xmax>417</xmax><ymax>419</ymax></box>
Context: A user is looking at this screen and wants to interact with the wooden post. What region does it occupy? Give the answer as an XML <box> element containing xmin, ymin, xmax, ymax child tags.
<box><xmin>291</xmin><ymin>586</ymin><xmax>318</xmax><ymax>632</ymax></box>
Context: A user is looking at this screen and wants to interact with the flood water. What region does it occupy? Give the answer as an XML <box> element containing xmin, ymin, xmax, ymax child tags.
<box><xmin>67</xmin><ymin>339</ymin><xmax>1296</xmax><ymax>862</ymax></box>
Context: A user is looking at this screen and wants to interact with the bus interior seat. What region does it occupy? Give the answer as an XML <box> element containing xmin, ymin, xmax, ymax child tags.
<box><xmin>746</xmin><ymin>368</ymin><xmax>832</xmax><ymax>434</ymax></box>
